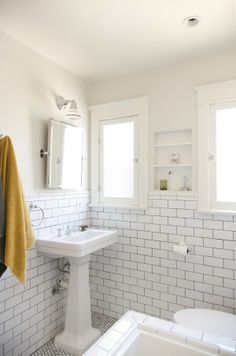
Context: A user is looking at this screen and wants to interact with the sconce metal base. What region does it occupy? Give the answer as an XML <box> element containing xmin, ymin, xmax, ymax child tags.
<box><xmin>40</xmin><ymin>149</ymin><xmax>49</xmax><ymax>158</ymax></box>
<box><xmin>56</xmin><ymin>95</ymin><xmax>70</xmax><ymax>110</ymax></box>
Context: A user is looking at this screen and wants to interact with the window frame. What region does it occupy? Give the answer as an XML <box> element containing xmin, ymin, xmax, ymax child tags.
<box><xmin>196</xmin><ymin>80</ymin><xmax>236</xmax><ymax>213</ymax></box>
<box><xmin>90</xmin><ymin>97</ymin><xmax>148</xmax><ymax>207</ymax></box>
<box><xmin>209</xmin><ymin>101</ymin><xmax>236</xmax><ymax>211</ymax></box>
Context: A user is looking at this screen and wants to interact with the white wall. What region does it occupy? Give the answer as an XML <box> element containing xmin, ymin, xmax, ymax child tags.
<box><xmin>0</xmin><ymin>30</ymin><xmax>88</xmax><ymax>194</ymax></box>
<box><xmin>88</xmin><ymin>48</ymin><xmax>236</xmax><ymax>190</ymax></box>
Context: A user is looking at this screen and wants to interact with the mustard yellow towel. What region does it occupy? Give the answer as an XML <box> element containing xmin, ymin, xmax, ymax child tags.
<box><xmin>0</xmin><ymin>136</ymin><xmax>34</xmax><ymax>284</ymax></box>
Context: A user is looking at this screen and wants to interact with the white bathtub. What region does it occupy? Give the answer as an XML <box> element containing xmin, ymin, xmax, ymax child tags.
<box><xmin>84</xmin><ymin>311</ymin><xmax>236</xmax><ymax>356</ymax></box>
<box><xmin>117</xmin><ymin>330</ymin><xmax>217</xmax><ymax>356</ymax></box>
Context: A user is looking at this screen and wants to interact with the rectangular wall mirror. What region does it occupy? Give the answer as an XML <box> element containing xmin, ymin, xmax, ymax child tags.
<box><xmin>46</xmin><ymin>119</ymin><xmax>84</xmax><ymax>189</ymax></box>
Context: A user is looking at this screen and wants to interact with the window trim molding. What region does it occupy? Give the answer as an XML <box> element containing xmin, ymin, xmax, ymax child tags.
<box><xmin>89</xmin><ymin>96</ymin><xmax>149</xmax><ymax>206</ymax></box>
<box><xmin>195</xmin><ymin>79</ymin><xmax>236</xmax><ymax>212</ymax></box>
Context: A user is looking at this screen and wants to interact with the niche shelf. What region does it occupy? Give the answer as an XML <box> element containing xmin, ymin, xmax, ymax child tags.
<box><xmin>153</xmin><ymin>129</ymin><xmax>192</xmax><ymax>192</ymax></box>
<box><xmin>154</xmin><ymin>164</ymin><xmax>192</xmax><ymax>168</ymax></box>
<box><xmin>153</xmin><ymin>142</ymin><xmax>192</xmax><ymax>148</ymax></box>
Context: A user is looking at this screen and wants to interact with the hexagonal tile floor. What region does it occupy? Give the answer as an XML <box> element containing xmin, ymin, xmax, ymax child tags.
<box><xmin>32</xmin><ymin>312</ymin><xmax>117</xmax><ymax>355</ymax></box>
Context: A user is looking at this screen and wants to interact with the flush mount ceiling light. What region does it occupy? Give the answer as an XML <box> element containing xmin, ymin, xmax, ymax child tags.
<box><xmin>182</xmin><ymin>16</ymin><xmax>201</xmax><ymax>27</ymax></box>
<box><xmin>56</xmin><ymin>95</ymin><xmax>81</xmax><ymax>120</ymax></box>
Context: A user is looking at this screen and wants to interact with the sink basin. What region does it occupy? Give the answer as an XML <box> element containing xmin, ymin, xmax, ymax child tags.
<box><xmin>36</xmin><ymin>227</ymin><xmax>118</xmax><ymax>356</ymax></box>
<box><xmin>36</xmin><ymin>228</ymin><xmax>118</xmax><ymax>258</ymax></box>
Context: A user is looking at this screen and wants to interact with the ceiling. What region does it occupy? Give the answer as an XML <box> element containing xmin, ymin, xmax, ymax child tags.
<box><xmin>0</xmin><ymin>0</ymin><xmax>236</xmax><ymax>81</ymax></box>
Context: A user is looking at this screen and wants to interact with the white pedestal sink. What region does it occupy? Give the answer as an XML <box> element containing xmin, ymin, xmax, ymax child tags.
<box><xmin>36</xmin><ymin>229</ymin><xmax>118</xmax><ymax>355</ymax></box>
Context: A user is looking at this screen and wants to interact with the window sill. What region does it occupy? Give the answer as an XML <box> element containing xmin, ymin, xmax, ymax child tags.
<box><xmin>89</xmin><ymin>204</ymin><xmax>147</xmax><ymax>210</ymax></box>
<box><xmin>199</xmin><ymin>209</ymin><xmax>236</xmax><ymax>216</ymax></box>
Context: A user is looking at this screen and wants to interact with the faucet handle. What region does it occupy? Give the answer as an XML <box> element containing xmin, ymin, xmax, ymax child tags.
<box><xmin>80</xmin><ymin>225</ymin><xmax>88</xmax><ymax>232</ymax></box>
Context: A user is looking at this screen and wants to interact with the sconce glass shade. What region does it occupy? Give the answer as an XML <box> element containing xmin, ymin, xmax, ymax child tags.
<box><xmin>65</xmin><ymin>108</ymin><xmax>81</xmax><ymax>120</ymax></box>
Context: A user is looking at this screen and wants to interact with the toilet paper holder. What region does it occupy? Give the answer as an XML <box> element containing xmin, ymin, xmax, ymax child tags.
<box><xmin>173</xmin><ymin>242</ymin><xmax>191</xmax><ymax>256</ymax></box>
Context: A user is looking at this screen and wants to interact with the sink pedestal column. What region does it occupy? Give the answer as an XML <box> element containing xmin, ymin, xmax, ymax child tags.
<box><xmin>55</xmin><ymin>255</ymin><xmax>100</xmax><ymax>355</ymax></box>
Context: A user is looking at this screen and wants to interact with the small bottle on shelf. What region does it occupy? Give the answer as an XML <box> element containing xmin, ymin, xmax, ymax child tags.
<box><xmin>180</xmin><ymin>175</ymin><xmax>190</xmax><ymax>191</ymax></box>
<box><xmin>160</xmin><ymin>179</ymin><xmax>168</xmax><ymax>190</ymax></box>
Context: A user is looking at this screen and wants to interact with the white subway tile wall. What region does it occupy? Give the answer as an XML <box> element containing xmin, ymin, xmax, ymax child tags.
<box><xmin>0</xmin><ymin>192</ymin><xmax>89</xmax><ymax>356</ymax></box>
<box><xmin>90</xmin><ymin>192</ymin><xmax>236</xmax><ymax>321</ymax></box>
<box><xmin>1</xmin><ymin>190</ymin><xmax>236</xmax><ymax>356</ymax></box>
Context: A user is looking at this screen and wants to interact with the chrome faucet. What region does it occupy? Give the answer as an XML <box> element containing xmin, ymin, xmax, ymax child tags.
<box><xmin>65</xmin><ymin>225</ymin><xmax>72</xmax><ymax>235</ymax></box>
<box><xmin>57</xmin><ymin>228</ymin><xmax>63</xmax><ymax>237</ymax></box>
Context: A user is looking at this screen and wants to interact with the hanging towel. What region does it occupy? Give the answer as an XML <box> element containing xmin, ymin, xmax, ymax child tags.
<box><xmin>0</xmin><ymin>136</ymin><xmax>34</xmax><ymax>284</ymax></box>
<box><xmin>0</xmin><ymin>177</ymin><xmax>6</xmax><ymax>276</ymax></box>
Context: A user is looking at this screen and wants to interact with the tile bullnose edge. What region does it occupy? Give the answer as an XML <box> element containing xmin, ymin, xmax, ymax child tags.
<box><xmin>89</xmin><ymin>204</ymin><xmax>147</xmax><ymax>211</ymax></box>
<box><xmin>148</xmin><ymin>191</ymin><xmax>198</xmax><ymax>201</ymax></box>
<box><xmin>218</xmin><ymin>337</ymin><xmax>236</xmax><ymax>354</ymax></box>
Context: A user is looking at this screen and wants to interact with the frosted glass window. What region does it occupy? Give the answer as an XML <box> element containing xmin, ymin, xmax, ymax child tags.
<box><xmin>102</xmin><ymin>120</ymin><xmax>135</xmax><ymax>198</ymax></box>
<box><xmin>216</xmin><ymin>107</ymin><xmax>236</xmax><ymax>202</ymax></box>
<box><xmin>61</xmin><ymin>127</ymin><xmax>84</xmax><ymax>189</ymax></box>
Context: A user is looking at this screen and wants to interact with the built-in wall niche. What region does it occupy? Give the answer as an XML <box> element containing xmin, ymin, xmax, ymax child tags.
<box><xmin>153</xmin><ymin>129</ymin><xmax>192</xmax><ymax>192</ymax></box>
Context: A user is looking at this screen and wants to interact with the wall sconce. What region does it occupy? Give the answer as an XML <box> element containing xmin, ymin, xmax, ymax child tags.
<box><xmin>56</xmin><ymin>95</ymin><xmax>81</xmax><ymax>120</ymax></box>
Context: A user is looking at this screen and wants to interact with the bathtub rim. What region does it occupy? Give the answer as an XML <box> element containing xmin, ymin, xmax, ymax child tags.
<box><xmin>83</xmin><ymin>310</ymin><xmax>236</xmax><ymax>356</ymax></box>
